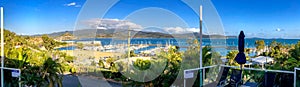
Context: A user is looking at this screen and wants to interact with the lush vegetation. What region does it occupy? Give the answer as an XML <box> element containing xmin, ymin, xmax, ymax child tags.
<box><xmin>92</xmin><ymin>39</ymin><xmax>223</xmax><ymax>86</ymax></box>
<box><xmin>225</xmin><ymin>39</ymin><xmax>300</xmax><ymax>86</ymax></box>
<box><xmin>2</xmin><ymin>29</ymin><xmax>75</xmax><ymax>87</ymax></box>
<box><xmin>2</xmin><ymin>29</ymin><xmax>300</xmax><ymax>86</ymax></box>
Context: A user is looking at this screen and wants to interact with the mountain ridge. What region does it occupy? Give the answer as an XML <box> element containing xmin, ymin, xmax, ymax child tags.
<box><xmin>31</xmin><ymin>29</ymin><xmax>237</xmax><ymax>39</ymax></box>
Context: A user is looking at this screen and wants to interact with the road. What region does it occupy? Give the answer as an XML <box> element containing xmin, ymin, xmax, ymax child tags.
<box><xmin>62</xmin><ymin>75</ymin><xmax>122</xmax><ymax>87</ymax></box>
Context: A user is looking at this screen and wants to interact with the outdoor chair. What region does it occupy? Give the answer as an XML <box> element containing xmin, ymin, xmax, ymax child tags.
<box><xmin>225</xmin><ymin>69</ymin><xmax>242</xmax><ymax>87</ymax></box>
<box><xmin>202</xmin><ymin>66</ymin><xmax>230</xmax><ymax>87</ymax></box>
<box><xmin>278</xmin><ymin>73</ymin><xmax>294</xmax><ymax>87</ymax></box>
<box><xmin>217</xmin><ymin>67</ymin><xmax>230</xmax><ymax>86</ymax></box>
<box><xmin>261</xmin><ymin>72</ymin><xmax>276</xmax><ymax>87</ymax></box>
<box><xmin>244</xmin><ymin>72</ymin><xmax>276</xmax><ymax>87</ymax></box>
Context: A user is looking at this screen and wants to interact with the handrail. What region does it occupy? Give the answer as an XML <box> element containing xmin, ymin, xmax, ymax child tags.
<box><xmin>184</xmin><ymin>65</ymin><xmax>300</xmax><ymax>87</ymax></box>
<box><xmin>0</xmin><ymin>67</ymin><xmax>21</xmax><ymax>87</ymax></box>
<box><xmin>0</xmin><ymin>67</ymin><xmax>21</xmax><ymax>71</ymax></box>
<box><xmin>294</xmin><ymin>67</ymin><xmax>300</xmax><ymax>70</ymax></box>
<box><xmin>184</xmin><ymin>64</ymin><xmax>294</xmax><ymax>74</ymax></box>
<box><xmin>294</xmin><ymin>68</ymin><xmax>300</xmax><ymax>87</ymax></box>
<box><xmin>184</xmin><ymin>65</ymin><xmax>218</xmax><ymax>72</ymax></box>
<box><xmin>220</xmin><ymin>65</ymin><xmax>294</xmax><ymax>74</ymax></box>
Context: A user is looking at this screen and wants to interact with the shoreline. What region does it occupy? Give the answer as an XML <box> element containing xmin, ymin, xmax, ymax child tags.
<box><xmin>61</xmin><ymin>50</ymin><xmax>123</xmax><ymax>59</ymax></box>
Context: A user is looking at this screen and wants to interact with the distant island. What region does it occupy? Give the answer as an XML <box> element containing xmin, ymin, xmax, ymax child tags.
<box><xmin>31</xmin><ymin>29</ymin><xmax>237</xmax><ymax>40</ymax></box>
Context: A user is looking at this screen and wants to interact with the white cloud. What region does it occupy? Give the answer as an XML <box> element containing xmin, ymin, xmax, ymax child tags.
<box><xmin>275</xmin><ymin>28</ymin><xmax>284</xmax><ymax>32</ymax></box>
<box><xmin>163</xmin><ymin>27</ymin><xmax>198</xmax><ymax>34</ymax></box>
<box><xmin>75</xmin><ymin>5</ymin><xmax>81</xmax><ymax>7</ymax></box>
<box><xmin>276</xmin><ymin>28</ymin><xmax>281</xmax><ymax>32</ymax></box>
<box><xmin>82</xmin><ymin>18</ymin><xmax>202</xmax><ymax>34</ymax></box>
<box><xmin>66</xmin><ymin>2</ymin><xmax>76</xmax><ymax>6</ymax></box>
<box><xmin>82</xmin><ymin>18</ymin><xmax>143</xmax><ymax>30</ymax></box>
<box><xmin>64</xmin><ymin>2</ymin><xmax>81</xmax><ymax>7</ymax></box>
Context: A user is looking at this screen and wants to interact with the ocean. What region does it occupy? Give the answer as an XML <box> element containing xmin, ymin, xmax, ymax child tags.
<box><xmin>59</xmin><ymin>38</ymin><xmax>300</xmax><ymax>56</ymax></box>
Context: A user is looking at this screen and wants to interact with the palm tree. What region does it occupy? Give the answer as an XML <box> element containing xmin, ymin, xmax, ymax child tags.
<box><xmin>226</xmin><ymin>50</ymin><xmax>239</xmax><ymax>66</ymax></box>
<box><xmin>42</xmin><ymin>58</ymin><xmax>63</xmax><ymax>87</ymax></box>
<box><xmin>255</xmin><ymin>40</ymin><xmax>265</xmax><ymax>55</ymax></box>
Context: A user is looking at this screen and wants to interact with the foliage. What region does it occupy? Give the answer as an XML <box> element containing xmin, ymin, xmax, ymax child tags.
<box><xmin>41</xmin><ymin>34</ymin><xmax>58</xmax><ymax>51</ymax></box>
<box><xmin>183</xmin><ymin>39</ymin><xmax>200</xmax><ymax>69</ymax></box>
<box><xmin>91</xmin><ymin>60</ymin><xmax>96</xmax><ymax>66</ymax></box>
<box><xmin>58</xmin><ymin>52</ymin><xmax>75</xmax><ymax>63</ymax></box>
<box><xmin>129</xmin><ymin>50</ymin><xmax>137</xmax><ymax>57</ymax></box>
<box><xmin>184</xmin><ymin>39</ymin><xmax>222</xmax><ymax>67</ymax></box>
<box><xmin>226</xmin><ymin>50</ymin><xmax>240</xmax><ymax>66</ymax></box>
<box><xmin>106</xmin><ymin>57</ymin><xmax>116</xmax><ymax>65</ymax></box>
<box><xmin>98</xmin><ymin>60</ymin><xmax>105</xmax><ymax>68</ymax></box>
<box><xmin>2</xmin><ymin>29</ymin><xmax>73</xmax><ymax>86</ymax></box>
<box><xmin>133</xmin><ymin>59</ymin><xmax>151</xmax><ymax>70</ymax></box>
<box><xmin>183</xmin><ymin>39</ymin><xmax>223</xmax><ymax>87</ymax></box>
<box><xmin>268</xmin><ymin>40</ymin><xmax>284</xmax><ymax>58</ymax></box>
<box><xmin>77</xmin><ymin>43</ymin><xmax>84</xmax><ymax>50</ymax></box>
<box><xmin>121</xmin><ymin>50</ymin><xmax>137</xmax><ymax>58</ymax></box>
<box><xmin>42</xmin><ymin>58</ymin><xmax>63</xmax><ymax>87</ymax></box>
<box><xmin>202</xmin><ymin>46</ymin><xmax>213</xmax><ymax>66</ymax></box>
<box><xmin>148</xmin><ymin>46</ymin><xmax>182</xmax><ymax>86</ymax></box>
<box><xmin>255</xmin><ymin>40</ymin><xmax>265</xmax><ymax>55</ymax></box>
<box><xmin>21</xmin><ymin>65</ymin><xmax>46</xmax><ymax>86</ymax></box>
<box><xmin>289</xmin><ymin>41</ymin><xmax>300</xmax><ymax>60</ymax></box>
<box><xmin>266</xmin><ymin>41</ymin><xmax>300</xmax><ymax>71</ymax></box>
<box><xmin>275</xmin><ymin>41</ymin><xmax>300</xmax><ymax>71</ymax></box>
<box><xmin>109</xmin><ymin>62</ymin><xmax>119</xmax><ymax>72</ymax></box>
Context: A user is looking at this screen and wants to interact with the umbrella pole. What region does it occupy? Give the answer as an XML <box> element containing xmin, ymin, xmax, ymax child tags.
<box><xmin>240</xmin><ymin>64</ymin><xmax>243</xmax><ymax>70</ymax></box>
<box><xmin>240</xmin><ymin>64</ymin><xmax>243</xmax><ymax>82</ymax></box>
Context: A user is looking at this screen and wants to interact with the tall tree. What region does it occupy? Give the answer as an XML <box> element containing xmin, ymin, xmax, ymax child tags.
<box><xmin>41</xmin><ymin>34</ymin><xmax>58</xmax><ymax>51</ymax></box>
<box><xmin>289</xmin><ymin>41</ymin><xmax>300</xmax><ymax>60</ymax></box>
<box><xmin>255</xmin><ymin>40</ymin><xmax>265</xmax><ymax>55</ymax></box>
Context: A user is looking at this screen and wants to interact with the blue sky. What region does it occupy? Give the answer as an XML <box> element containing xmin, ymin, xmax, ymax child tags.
<box><xmin>1</xmin><ymin>0</ymin><xmax>300</xmax><ymax>38</ymax></box>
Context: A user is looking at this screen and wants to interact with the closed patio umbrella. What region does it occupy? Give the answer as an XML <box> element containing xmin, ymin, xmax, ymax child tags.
<box><xmin>235</xmin><ymin>31</ymin><xmax>246</xmax><ymax>68</ymax></box>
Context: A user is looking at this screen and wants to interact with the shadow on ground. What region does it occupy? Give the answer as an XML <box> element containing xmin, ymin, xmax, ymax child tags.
<box><xmin>63</xmin><ymin>75</ymin><xmax>122</xmax><ymax>87</ymax></box>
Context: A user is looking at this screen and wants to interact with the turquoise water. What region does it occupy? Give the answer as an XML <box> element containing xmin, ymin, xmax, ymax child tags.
<box><xmin>60</xmin><ymin>38</ymin><xmax>300</xmax><ymax>56</ymax></box>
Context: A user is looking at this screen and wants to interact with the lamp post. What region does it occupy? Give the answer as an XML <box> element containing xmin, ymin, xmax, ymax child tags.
<box><xmin>199</xmin><ymin>5</ymin><xmax>203</xmax><ymax>86</ymax></box>
<box><xmin>1</xmin><ymin>7</ymin><xmax>4</xmax><ymax>87</ymax></box>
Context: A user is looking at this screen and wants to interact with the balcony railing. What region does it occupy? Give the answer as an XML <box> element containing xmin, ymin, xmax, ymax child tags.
<box><xmin>184</xmin><ymin>65</ymin><xmax>300</xmax><ymax>87</ymax></box>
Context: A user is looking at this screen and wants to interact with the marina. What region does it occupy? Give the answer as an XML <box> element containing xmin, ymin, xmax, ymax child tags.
<box><xmin>58</xmin><ymin>38</ymin><xmax>300</xmax><ymax>56</ymax></box>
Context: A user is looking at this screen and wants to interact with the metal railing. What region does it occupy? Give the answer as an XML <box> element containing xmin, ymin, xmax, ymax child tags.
<box><xmin>184</xmin><ymin>64</ymin><xmax>298</xmax><ymax>87</ymax></box>
<box><xmin>0</xmin><ymin>67</ymin><xmax>21</xmax><ymax>87</ymax></box>
<box><xmin>183</xmin><ymin>65</ymin><xmax>218</xmax><ymax>87</ymax></box>
<box><xmin>294</xmin><ymin>68</ymin><xmax>300</xmax><ymax>87</ymax></box>
<box><xmin>221</xmin><ymin>65</ymin><xmax>294</xmax><ymax>74</ymax></box>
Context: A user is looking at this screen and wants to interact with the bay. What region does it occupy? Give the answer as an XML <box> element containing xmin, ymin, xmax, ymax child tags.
<box><xmin>60</xmin><ymin>38</ymin><xmax>300</xmax><ymax>56</ymax></box>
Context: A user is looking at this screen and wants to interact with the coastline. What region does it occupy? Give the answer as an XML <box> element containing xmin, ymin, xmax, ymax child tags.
<box><xmin>61</xmin><ymin>50</ymin><xmax>123</xmax><ymax>59</ymax></box>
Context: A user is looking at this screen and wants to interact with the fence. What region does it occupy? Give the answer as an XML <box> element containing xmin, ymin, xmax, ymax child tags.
<box><xmin>184</xmin><ymin>64</ymin><xmax>299</xmax><ymax>87</ymax></box>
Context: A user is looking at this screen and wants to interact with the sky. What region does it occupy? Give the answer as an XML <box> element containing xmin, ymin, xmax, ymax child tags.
<box><xmin>1</xmin><ymin>0</ymin><xmax>300</xmax><ymax>38</ymax></box>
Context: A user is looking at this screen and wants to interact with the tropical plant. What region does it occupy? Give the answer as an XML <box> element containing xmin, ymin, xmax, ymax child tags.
<box><xmin>255</xmin><ymin>40</ymin><xmax>265</xmax><ymax>55</ymax></box>
<box><xmin>149</xmin><ymin>46</ymin><xmax>182</xmax><ymax>86</ymax></box>
<box><xmin>98</xmin><ymin>60</ymin><xmax>105</xmax><ymax>68</ymax></box>
<box><xmin>289</xmin><ymin>41</ymin><xmax>300</xmax><ymax>60</ymax></box>
<box><xmin>226</xmin><ymin>50</ymin><xmax>239</xmax><ymax>66</ymax></box>
<box><xmin>133</xmin><ymin>59</ymin><xmax>151</xmax><ymax>70</ymax></box>
<box><xmin>106</xmin><ymin>57</ymin><xmax>116</xmax><ymax>66</ymax></box>
<box><xmin>2</xmin><ymin>29</ymin><xmax>72</xmax><ymax>87</ymax></box>
<box><xmin>41</xmin><ymin>34</ymin><xmax>58</xmax><ymax>51</ymax></box>
<box><xmin>42</xmin><ymin>58</ymin><xmax>63</xmax><ymax>87</ymax></box>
